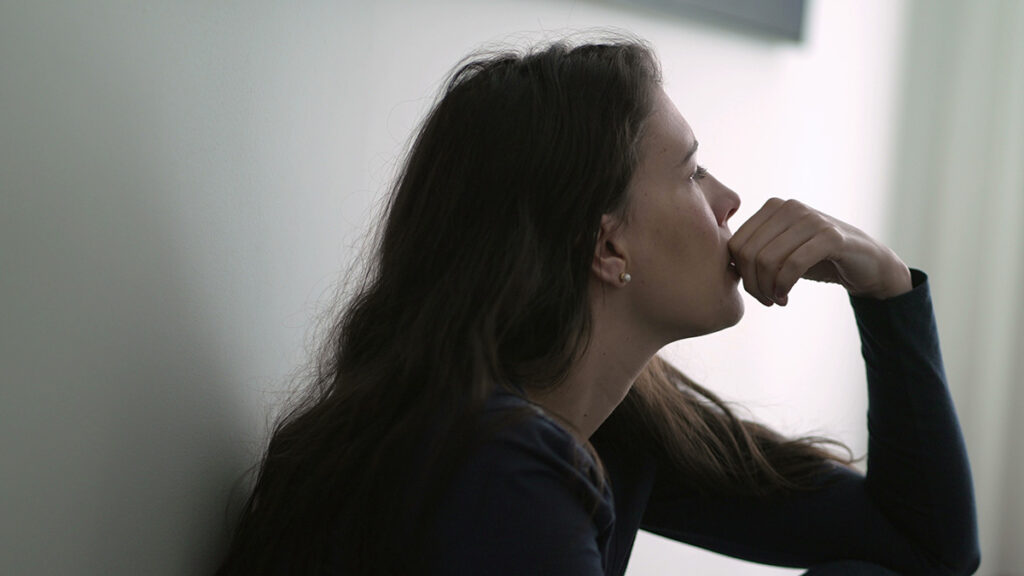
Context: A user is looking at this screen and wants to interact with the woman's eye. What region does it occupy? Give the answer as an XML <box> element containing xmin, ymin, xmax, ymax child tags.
<box><xmin>691</xmin><ymin>165</ymin><xmax>709</xmax><ymax>180</ymax></box>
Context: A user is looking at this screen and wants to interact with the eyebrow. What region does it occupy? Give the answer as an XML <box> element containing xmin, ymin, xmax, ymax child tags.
<box><xmin>681</xmin><ymin>140</ymin><xmax>699</xmax><ymax>166</ymax></box>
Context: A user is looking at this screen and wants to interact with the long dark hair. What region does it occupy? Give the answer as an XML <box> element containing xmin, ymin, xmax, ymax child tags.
<box><xmin>216</xmin><ymin>34</ymin><xmax>852</xmax><ymax>576</ymax></box>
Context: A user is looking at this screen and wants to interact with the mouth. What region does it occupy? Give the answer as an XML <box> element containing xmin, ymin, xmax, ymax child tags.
<box><xmin>728</xmin><ymin>258</ymin><xmax>740</xmax><ymax>276</ymax></box>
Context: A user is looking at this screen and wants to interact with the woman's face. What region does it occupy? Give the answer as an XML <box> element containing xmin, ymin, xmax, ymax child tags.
<box><xmin>619</xmin><ymin>88</ymin><xmax>744</xmax><ymax>341</ymax></box>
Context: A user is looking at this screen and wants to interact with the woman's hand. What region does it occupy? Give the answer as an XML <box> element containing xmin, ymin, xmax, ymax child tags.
<box><xmin>727</xmin><ymin>198</ymin><xmax>912</xmax><ymax>307</ymax></box>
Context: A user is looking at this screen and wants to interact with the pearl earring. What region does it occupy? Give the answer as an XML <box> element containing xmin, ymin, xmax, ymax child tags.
<box><xmin>619</xmin><ymin>272</ymin><xmax>632</xmax><ymax>284</ymax></box>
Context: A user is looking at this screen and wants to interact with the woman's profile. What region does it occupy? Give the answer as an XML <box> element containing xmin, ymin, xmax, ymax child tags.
<box><xmin>215</xmin><ymin>34</ymin><xmax>980</xmax><ymax>575</ymax></box>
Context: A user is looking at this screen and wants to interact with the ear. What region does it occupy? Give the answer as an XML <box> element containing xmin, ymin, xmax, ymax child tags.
<box><xmin>592</xmin><ymin>213</ymin><xmax>630</xmax><ymax>286</ymax></box>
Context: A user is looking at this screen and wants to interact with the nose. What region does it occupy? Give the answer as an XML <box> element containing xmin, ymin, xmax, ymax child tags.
<box><xmin>709</xmin><ymin>176</ymin><xmax>741</xmax><ymax>227</ymax></box>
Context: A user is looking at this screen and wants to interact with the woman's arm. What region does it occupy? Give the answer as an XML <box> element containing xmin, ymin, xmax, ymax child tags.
<box><xmin>637</xmin><ymin>197</ymin><xmax>979</xmax><ymax>573</ymax></box>
<box><xmin>639</xmin><ymin>269</ymin><xmax>980</xmax><ymax>575</ymax></box>
<box><xmin>849</xmin><ymin>268</ymin><xmax>979</xmax><ymax>571</ymax></box>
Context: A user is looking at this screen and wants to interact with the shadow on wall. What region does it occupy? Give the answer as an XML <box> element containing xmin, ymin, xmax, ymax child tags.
<box><xmin>0</xmin><ymin>6</ymin><xmax>259</xmax><ymax>574</ymax></box>
<box><xmin>1</xmin><ymin>147</ymin><xmax>256</xmax><ymax>574</ymax></box>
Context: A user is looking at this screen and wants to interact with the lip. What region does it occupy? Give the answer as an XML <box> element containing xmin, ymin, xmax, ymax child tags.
<box><xmin>727</xmin><ymin>258</ymin><xmax>740</xmax><ymax>279</ymax></box>
<box><xmin>723</xmin><ymin>234</ymin><xmax>738</xmax><ymax>277</ymax></box>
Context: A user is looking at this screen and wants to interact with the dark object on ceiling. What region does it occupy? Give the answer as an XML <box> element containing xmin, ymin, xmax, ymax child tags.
<box><xmin>629</xmin><ymin>0</ymin><xmax>807</xmax><ymax>42</ymax></box>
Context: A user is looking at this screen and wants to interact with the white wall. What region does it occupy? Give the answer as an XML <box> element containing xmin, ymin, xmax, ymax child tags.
<box><xmin>886</xmin><ymin>2</ymin><xmax>1024</xmax><ymax>573</ymax></box>
<box><xmin>0</xmin><ymin>1</ymin><xmax>907</xmax><ymax>574</ymax></box>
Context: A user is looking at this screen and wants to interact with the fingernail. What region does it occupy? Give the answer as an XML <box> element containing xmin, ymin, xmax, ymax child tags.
<box><xmin>777</xmin><ymin>294</ymin><xmax>788</xmax><ymax>306</ymax></box>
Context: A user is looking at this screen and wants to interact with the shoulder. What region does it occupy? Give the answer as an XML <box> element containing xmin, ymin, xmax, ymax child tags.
<box><xmin>457</xmin><ymin>389</ymin><xmax>608</xmax><ymax>503</ymax></box>
<box><xmin>429</xmin><ymin>389</ymin><xmax>613</xmax><ymax>574</ymax></box>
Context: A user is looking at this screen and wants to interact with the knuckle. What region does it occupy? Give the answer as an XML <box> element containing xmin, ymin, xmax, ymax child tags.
<box><xmin>738</xmin><ymin>245</ymin><xmax>756</xmax><ymax>264</ymax></box>
<box><xmin>756</xmin><ymin>255</ymin><xmax>776</xmax><ymax>279</ymax></box>
<box><xmin>781</xmin><ymin>255</ymin><xmax>801</xmax><ymax>275</ymax></box>
<box><xmin>822</xmin><ymin>226</ymin><xmax>844</xmax><ymax>245</ymax></box>
<box><xmin>755</xmin><ymin>247</ymin><xmax>776</xmax><ymax>269</ymax></box>
<box><xmin>782</xmin><ymin>199</ymin><xmax>810</xmax><ymax>218</ymax></box>
<box><xmin>778</xmin><ymin>260</ymin><xmax>800</xmax><ymax>287</ymax></box>
<box><xmin>798</xmin><ymin>209</ymin><xmax>820</xmax><ymax>224</ymax></box>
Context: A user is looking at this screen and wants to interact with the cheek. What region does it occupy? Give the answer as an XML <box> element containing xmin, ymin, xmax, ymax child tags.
<box><xmin>660</xmin><ymin>207</ymin><xmax>712</xmax><ymax>266</ymax></box>
<box><xmin>630</xmin><ymin>193</ymin><xmax>712</xmax><ymax>281</ymax></box>
<box><xmin>638</xmin><ymin>221</ymin><xmax>707</xmax><ymax>299</ymax></box>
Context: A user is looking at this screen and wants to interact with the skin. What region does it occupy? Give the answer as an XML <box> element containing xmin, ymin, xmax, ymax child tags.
<box><xmin>526</xmin><ymin>88</ymin><xmax>912</xmax><ymax>442</ymax></box>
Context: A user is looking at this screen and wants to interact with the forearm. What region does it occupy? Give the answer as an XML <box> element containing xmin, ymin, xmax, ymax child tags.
<box><xmin>850</xmin><ymin>268</ymin><xmax>980</xmax><ymax>574</ymax></box>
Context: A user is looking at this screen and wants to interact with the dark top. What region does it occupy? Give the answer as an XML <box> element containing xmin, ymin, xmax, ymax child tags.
<box><xmin>429</xmin><ymin>269</ymin><xmax>980</xmax><ymax>575</ymax></box>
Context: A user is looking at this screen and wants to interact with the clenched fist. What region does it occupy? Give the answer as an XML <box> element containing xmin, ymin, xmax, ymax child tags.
<box><xmin>727</xmin><ymin>198</ymin><xmax>913</xmax><ymax>307</ymax></box>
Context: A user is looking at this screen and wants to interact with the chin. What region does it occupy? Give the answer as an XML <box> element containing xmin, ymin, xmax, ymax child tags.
<box><xmin>729</xmin><ymin>292</ymin><xmax>745</xmax><ymax>321</ymax></box>
<box><xmin>723</xmin><ymin>299</ymin><xmax>745</xmax><ymax>328</ymax></box>
<box><xmin>708</xmin><ymin>296</ymin><xmax>746</xmax><ymax>335</ymax></box>
<box><xmin>672</xmin><ymin>301</ymin><xmax>745</xmax><ymax>341</ymax></box>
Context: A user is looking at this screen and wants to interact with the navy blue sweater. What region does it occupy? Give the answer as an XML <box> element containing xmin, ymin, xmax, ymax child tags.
<box><xmin>423</xmin><ymin>270</ymin><xmax>980</xmax><ymax>575</ymax></box>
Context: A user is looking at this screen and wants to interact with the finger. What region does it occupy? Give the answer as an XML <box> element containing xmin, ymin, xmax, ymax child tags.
<box><xmin>729</xmin><ymin>199</ymin><xmax>787</xmax><ymax>306</ymax></box>
<box><xmin>737</xmin><ymin>250</ymin><xmax>774</xmax><ymax>308</ymax></box>
<box><xmin>730</xmin><ymin>199</ymin><xmax>811</xmax><ymax>305</ymax></box>
<box><xmin>773</xmin><ymin>226</ymin><xmax>845</xmax><ymax>302</ymax></box>
<box><xmin>728</xmin><ymin>197</ymin><xmax>786</xmax><ymax>255</ymax></box>
<box><xmin>752</xmin><ymin>212</ymin><xmax>828</xmax><ymax>302</ymax></box>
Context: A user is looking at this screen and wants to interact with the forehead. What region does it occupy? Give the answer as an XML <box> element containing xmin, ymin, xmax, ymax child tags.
<box><xmin>641</xmin><ymin>89</ymin><xmax>696</xmax><ymax>162</ymax></box>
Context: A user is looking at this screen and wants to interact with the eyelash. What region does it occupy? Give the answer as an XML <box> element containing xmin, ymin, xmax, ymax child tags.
<box><xmin>692</xmin><ymin>165</ymin><xmax>709</xmax><ymax>180</ymax></box>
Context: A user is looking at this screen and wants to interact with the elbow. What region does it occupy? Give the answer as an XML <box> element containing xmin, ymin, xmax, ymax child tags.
<box><xmin>956</xmin><ymin>548</ymin><xmax>981</xmax><ymax>576</ymax></box>
<box><xmin>936</xmin><ymin>541</ymin><xmax>980</xmax><ymax>576</ymax></box>
<box><xmin>967</xmin><ymin>552</ymin><xmax>982</xmax><ymax>575</ymax></box>
<box><xmin>955</xmin><ymin>524</ymin><xmax>982</xmax><ymax>575</ymax></box>
<box><xmin>936</xmin><ymin>503</ymin><xmax>981</xmax><ymax>575</ymax></box>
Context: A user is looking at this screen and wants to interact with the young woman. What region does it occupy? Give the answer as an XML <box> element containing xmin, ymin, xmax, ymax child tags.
<box><xmin>216</xmin><ymin>35</ymin><xmax>980</xmax><ymax>575</ymax></box>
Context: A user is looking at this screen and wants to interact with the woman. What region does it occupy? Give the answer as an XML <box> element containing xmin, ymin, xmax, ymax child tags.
<box><xmin>216</xmin><ymin>35</ymin><xmax>980</xmax><ymax>575</ymax></box>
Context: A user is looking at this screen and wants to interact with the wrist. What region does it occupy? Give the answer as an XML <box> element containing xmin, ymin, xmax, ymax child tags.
<box><xmin>863</xmin><ymin>261</ymin><xmax>913</xmax><ymax>300</ymax></box>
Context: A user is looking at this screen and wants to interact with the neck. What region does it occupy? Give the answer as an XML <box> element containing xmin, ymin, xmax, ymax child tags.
<box><xmin>525</xmin><ymin>284</ymin><xmax>661</xmax><ymax>441</ymax></box>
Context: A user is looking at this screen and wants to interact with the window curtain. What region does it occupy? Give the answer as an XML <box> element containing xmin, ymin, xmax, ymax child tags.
<box><xmin>889</xmin><ymin>1</ymin><xmax>1024</xmax><ymax>573</ymax></box>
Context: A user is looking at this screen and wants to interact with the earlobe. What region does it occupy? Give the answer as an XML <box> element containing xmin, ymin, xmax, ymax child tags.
<box><xmin>592</xmin><ymin>214</ymin><xmax>630</xmax><ymax>286</ymax></box>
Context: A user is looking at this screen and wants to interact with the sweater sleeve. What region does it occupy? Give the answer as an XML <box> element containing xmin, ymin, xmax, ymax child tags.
<box><xmin>639</xmin><ymin>269</ymin><xmax>981</xmax><ymax>575</ymax></box>
<box><xmin>431</xmin><ymin>406</ymin><xmax>614</xmax><ymax>575</ymax></box>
